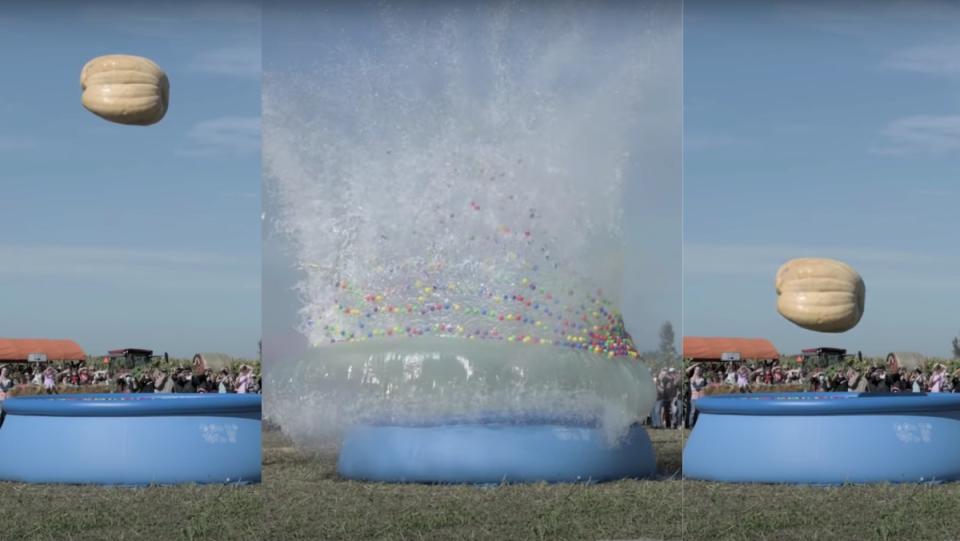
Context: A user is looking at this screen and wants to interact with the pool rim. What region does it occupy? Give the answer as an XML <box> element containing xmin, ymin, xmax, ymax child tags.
<box><xmin>694</xmin><ymin>392</ymin><xmax>960</xmax><ymax>416</ymax></box>
<box><xmin>1</xmin><ymin>393</ymin><xmax>261</xmax><ymax>417</ymax></box>
<box><xmin>352</xmin><ymin>410</ymin><xmax>617</xmax><ymax>428</ymax></box>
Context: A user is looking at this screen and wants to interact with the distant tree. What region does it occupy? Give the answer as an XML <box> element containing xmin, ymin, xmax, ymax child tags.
<box><xmin>658</xmin><ymin>321</ymin><xmax>678</xmax><ymax>365</ymax></box>
<box><xmin>658</xmin><ymin>321</ymin><xmax>677</xmax><ymax>357</ymax></box>
<box><xmin>953</xmin><ymin>332</ymin><xmax>960</xmax><ymax>360</ymax></box>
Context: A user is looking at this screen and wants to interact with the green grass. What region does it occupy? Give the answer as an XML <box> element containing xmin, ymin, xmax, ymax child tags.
<box><xmin>0</xmin><ymin>480</ymin><xmax>264</xmax><ymax>541</ymax></box>
<box><xmin>11</xmin><ymin>423</ymin><xmax>958</xmax><ymax>541</ymax></box>
<box><xmin>0</xmin><ymin>426</ymin><xmax>681</xmax><ymax>541</ymax></box>
<box><xmin>263</xmin><ymin>426</ymin><xmax>683</xmax><ymax>541</ymax></box>
<box><xmin>680</xmin><ymin>430</ymin><xmax>960</xmax><ymax>541</ymax></box>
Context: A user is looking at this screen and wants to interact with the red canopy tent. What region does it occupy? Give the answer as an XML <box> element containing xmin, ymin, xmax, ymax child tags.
<box><xmin>683</xmin><ymin>337</ymin><xmax>779</xmax><ymax>362</ymax></box>
<box><xmin>0</xmin><ymin>338</ymin><xmax>87</xmax><ymax>362</ymax></box>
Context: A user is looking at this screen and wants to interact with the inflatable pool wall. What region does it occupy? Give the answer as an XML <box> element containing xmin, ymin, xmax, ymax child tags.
<box><xmin>0</xmin><ymin>394</ymin><xmax>261</xmax><ymax>485</ymax></box>
<box><xmin>684</xmin><ymin>392</ymin><xmax>960</xmax><ymax>484</ymax></box>
<box><xmin>338</xmin><ymin>414</ymin><xmax>656</xmax><ymax>484</ymax></box>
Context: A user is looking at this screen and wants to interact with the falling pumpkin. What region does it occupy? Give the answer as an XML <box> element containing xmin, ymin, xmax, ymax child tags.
<box><xmin>776</xmin><ymin>257</ymin><xmax>865</xmax><ymax>333</ymax></box>
<box><xmin>80</xmin><ymin>54</ymin><xmax>169</xmax><ymax>125</ymax></box>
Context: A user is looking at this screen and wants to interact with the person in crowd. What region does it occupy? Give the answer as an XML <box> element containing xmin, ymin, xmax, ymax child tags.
<box><xmin>217</xmin><ymin>368</ymin><xmax>231</xmax><ymax>394</ymax></box>
<box><xmin>0</xmin><ymin>367</ymin><xmax>15</xmax><ymax>396</ymax></box>
<box><xmin>672</xmin><ymin>369</ymin><xmax>684</xmax><ymax>429</ymax></box>
<box><xmin>929</xmin><ymin>364</ymin><xmax>946</xmax><ymax>393</ymax></box>
<box><xmin>909</xmin><ymin>368</ymin><xmax>924</xmax><ymax>393</ymax></box>
<box><xmin>137</xmin><ymin>371</ymin><xmax>156</xmax><ymax>393</ymax></box>
<box><xmin>688</xmin><ymin>365</ymin><xmax>706</xmax><ymax>428</ymax></box>
<box><xmin>680</xmin><ymin>370</ymin><xmax>692</xmax><ymax>429</ymax></box>
<box><xmin>659</xmin><ymin>369</ymin><xmax>677</xmax><ymax>428</ymax></box>
<box><xmin>832</xmin><ymin>370</ymin><xmax>848</xmax><ymax>392</ymax></box>
<box><xmin>735</xmin><ymin>364</ymin><xmax>751</xmax><ymax>393</ymax></box>
<box><xmin>178</xmin><ymin>369</ymin><xmax>197</xmax><ymax>393</ymax></box>
<box><xmin>196</xmin><ymin>369</ymin><xmax>217</xmax><ymax>393</ymax></box>
<box><xmin>724</xmin><ymin>365</ymin><xmax>737</xmax><ymax>385</ymax></box>
<box><xmin>154</xmin><ymin>370</ymin><xmax>170</xmax><ymax>393</ymax></box>
<box><xmin>235</xmin><ymin>365</ymin><xmax>253</xmax><ymax>394</ymax></box>
<box><xmin>652</xmin><ymin>370</ymin><xmax>666</xmax><ymax>428</ymax></box>
<box><xmin>42</xmin><ymin>366</ymin><xmax>57</xmax><ymax>394</ymax></box>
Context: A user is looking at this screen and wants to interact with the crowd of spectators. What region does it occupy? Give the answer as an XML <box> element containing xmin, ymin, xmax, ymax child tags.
<box><xmin>650</xmin><ymin>367</ymin><xmax>683</xmax><ymax>429</ymax></box>
<box><xmin>0</xmin><ymin>361</ymin><xmax>261</xmax><ymax>398</ymax></box>
<box><xmin>114</xmin><ymin>365</ymin><xmax>261</xmax><ymax>394</ymax></box>
<box><xmin>643</xmin><ymin>359</ymin><xmax>960</xmax><ymax>430</ymax></box>
<box><xmin>685</xmin><ymin>359</ymin><xmax>960</xmax><ymax>396</ymax></box>
<box><xmin>0</xmin><ymin>363</ymin><xmax>110</xmax><ymax>395</ymax></box>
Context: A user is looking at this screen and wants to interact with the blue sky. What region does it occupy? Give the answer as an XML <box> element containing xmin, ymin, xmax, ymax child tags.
<box><xmin>0</xmin><ymin>1</ymin><xmax>261</xmax><ymax>358</ymax></box>
<box><xmin>684</xmin><ymin>1</ymin><xmax>960</xmax><ymax>357</ymax></box>
<box><xmin>11</xmin><ymin>1</ymin><xmax>952</xmax><ymax>362</ymax></box>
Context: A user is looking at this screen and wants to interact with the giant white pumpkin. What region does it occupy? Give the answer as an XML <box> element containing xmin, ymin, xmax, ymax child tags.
<box><xmin>776</xmin><ymin>257</ymin><xmax>865</xmax><ymax>333</ymax></box>
<box><xmin>80</xmin><ymin>55</ymin><xmax>169</xmax><ymax>125</ymax></box>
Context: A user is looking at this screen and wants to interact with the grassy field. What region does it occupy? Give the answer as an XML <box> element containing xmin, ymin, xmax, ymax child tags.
<box><xmin>8</xmin><ymin>423</ymin><xmax>959</xmax><ymax>540</ymax></box>
<box><xmin>680</xmin><ymin>430</ymin><xmax>960</xmax><ymax>541</ymax></box>
<box><xmin>0</xmin><ymin>478</ymin><xmax>263</xmax><ymax>541</ymax></box>
<box><xmin>263</xmin><ymin>426</ymin><xmax>684</xmax><ymax>541</ymax></box>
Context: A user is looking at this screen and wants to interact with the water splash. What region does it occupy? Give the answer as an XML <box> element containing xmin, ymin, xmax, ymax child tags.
<box><xmin>264</xmin><ymin>1</ymin><xmax>659</xmax><ymax>446</ymax></box>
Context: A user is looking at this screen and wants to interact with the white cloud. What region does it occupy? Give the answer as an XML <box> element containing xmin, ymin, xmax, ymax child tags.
<box><xmin>0</xmin><ymin>244</ymin><xmax>257</xmax><ymax>291</ymax></box>
<box><xmin>883</xmin><ymin>43</ymin><xmax>960</xmax><ymax>76</ymax></box>
<box><xmin>189</xmin><ymin>46</ymin><xmax>261</xmax><ymax>78</ymax></box>
<box><xmin>182</xmin><ymin>116</ymin><xmax>260</xmax><ymax>156</ymax></box>
<box><xmin>876</xmin><ymin>115</ymin><xmax>960</xmax><ymax>154</ymax></box>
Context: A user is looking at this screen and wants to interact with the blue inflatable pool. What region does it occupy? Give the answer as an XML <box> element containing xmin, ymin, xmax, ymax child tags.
<box><xmin>0</xmin><ymin>394</ymin><xmax>261</xmax><ymax>485</ymax></box>
<box><xmin>338</xmin><ymin>413</ymin><xmax>656</xmax><ymax>484</ymax></box>
<box><xmin>684</xmin><ymin>392</ymin><xmax>960</xmax><ymax>484</ymax></box>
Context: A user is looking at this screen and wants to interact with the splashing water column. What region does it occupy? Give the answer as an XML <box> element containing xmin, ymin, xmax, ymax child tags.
<box><xmin>264</xmin><ymin>4</ymin><xmax>660</xmax><ymax>482</ymax></box>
